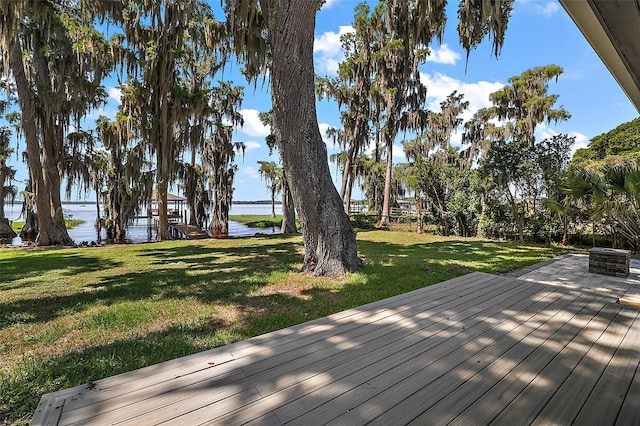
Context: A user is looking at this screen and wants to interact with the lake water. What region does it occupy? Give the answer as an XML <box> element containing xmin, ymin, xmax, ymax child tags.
<box><xmin>2</xmin><ymin>202</ymin><xmax>282</xmax><ymax>245</ymax></box>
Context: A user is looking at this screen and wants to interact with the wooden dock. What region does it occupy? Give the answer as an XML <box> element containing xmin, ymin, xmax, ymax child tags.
<box><xmin>169</xmin><ymin>222</ymin><xmax>210</xmax><ymax>240</ymax></box>
<box><xmin>31</xmin><ymin>254</ymin><xmax>640</xmax><ymax>425</ymax></box>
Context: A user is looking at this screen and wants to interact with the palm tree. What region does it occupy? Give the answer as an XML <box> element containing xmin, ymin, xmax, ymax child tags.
<box><xmin>257</xmin><ymin>161</ymin><xmax>282</xmax><ymax>218</ymax></box>
<box><xmin>258</xmin><ymin>110</ymin><xmax>297</xmax><ymax>233</ymax></box>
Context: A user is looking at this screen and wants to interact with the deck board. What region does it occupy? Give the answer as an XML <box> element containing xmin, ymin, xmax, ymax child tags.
<box><xmin>32</xmin><ymin>254</ymin><xmax>640</xmax><ymax>426</ymax></box>
<box><xmin>547</xmin><ymin>311</ymin><xmax>640</xmax><ymax>425</ymax></box>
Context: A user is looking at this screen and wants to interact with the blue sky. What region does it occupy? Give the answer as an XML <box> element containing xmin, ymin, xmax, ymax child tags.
<box><xmin>6</xmin><ymin>0</ymin><xmax>640</xmax><ymax>202</ymax></box>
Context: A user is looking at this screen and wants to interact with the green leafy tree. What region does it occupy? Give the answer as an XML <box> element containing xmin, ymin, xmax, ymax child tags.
<box><xmin>473</xmin><ymin>65</ymin><xmax>570</xmax><ymax>241</ymax></box>
<box><xmin>572</xmin><ymin>117</ymin><xmax>640</xmax><ymax>169</ymax></box>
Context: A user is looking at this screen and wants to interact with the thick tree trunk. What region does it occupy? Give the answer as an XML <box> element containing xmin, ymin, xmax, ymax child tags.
<box><xmin>10</xmin><ymin>41</ymin><xmax>72</xmax><ymax>246</ymax></box>
<box><xmin>263</xmin><ymin>0</ymin><xmax>361</xmax><ymax>276</ymax></box>
<box><xmin>281</xmin><ymin>178</ymin><xmax>297</xmax><ymax>234</ymax></box>
<box><xmin>156</xmin><ymin>176</ymin><xmax>171</xmax><ymax>241</ymax></box>
<box><xmin>210</xmin><ymin>182</ymin><xmax>230</xmax><ymax>236</ymax></box>
<box><xmin>0</xmin><ymin>218</ymin><xmax>17</xmax><ymax>240</ymax></box>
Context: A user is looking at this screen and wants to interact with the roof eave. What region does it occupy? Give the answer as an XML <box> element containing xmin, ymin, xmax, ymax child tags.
<box><xmin>559</xmin><ymin>0</ymin><xmax>640</xmax><ymax>113</ymax></box>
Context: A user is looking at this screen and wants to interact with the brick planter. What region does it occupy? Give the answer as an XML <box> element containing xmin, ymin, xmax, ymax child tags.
<box><xmin>588</xmin><ymin>247</ymin><xmax>630</xmax><ymax>277</ymax></box>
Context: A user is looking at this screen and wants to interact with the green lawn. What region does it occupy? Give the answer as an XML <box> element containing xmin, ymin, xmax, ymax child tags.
<box><xmin>230</xmin><ymin>214</ymin><xmax>282</xmax><ymax>228</ymax></box>
<box><xmin>10</xmin><ymin>219</ymin><xmax>84</xmax><ymax>234</ymax></box>
<box><xmin>0</xmin><ymin>231</ymin><xmax>569</xmax><ymax>424</ymax></box>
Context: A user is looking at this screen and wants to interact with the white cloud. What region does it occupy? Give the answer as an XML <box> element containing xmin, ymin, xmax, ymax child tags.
<box><xmin>426</xmin><ymin>44</ymin><xmax>461</xmax><ymax>65</ymax></box>
<box><xmin>318</xmin><ymin>122</ymin><xmax>335</xmax><ymax>145</ymax></box>
<box><xmin>244</xmin><ymin>166</ymin><xmax>260</xmax><ymax>179</ymax></box>
<box><xmin>320</xmin><ymin>0</ymin><xmax>339</xmax><ymax>10</ymax></box>
<box><xmin>536</xmin><ymin>124</ymin><xmax>589</xmax><ymax>157</ymax></box>
<box><xmin>238</xmin><ymin>109</ymin><xmax>271</xmax><ymax>137</ymax></box>
<box><xmin>107</xmin><ymin>87</ymin><xmax>122</xmax><ymax>104</ymax></box>
<box><xmin>420</xmin><ymin>71</ymin><xmax>504</xmax><ymax>122</ymax></box>
<box><xmin>518</xmin><ymin>0</ymin><xmax>559</xmax><ymax>18</ymax></box>
<box><xmin>540</xmin><ymin>2</ymin><xmax>560</xmax><ymax>17</ymax></box>
<box><xmin>243</xmin><ymin>141</ymin><xmax>262</xmax><ymax>152</ymax></box>
<box><xmin>314</xmin><ymin>25</ymin><xmax>355</xmax><ymax>75</ymax></box>
<box><xmin>392</xmin><ymin>143</ymin><xmax>406</xmax><ymax>160</ymax></box>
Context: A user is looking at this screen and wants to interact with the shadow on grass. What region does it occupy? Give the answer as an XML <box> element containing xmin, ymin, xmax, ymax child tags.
<box><xmin>0</xmin><ymin>238</ymin><xmax>302</xmax><ymax>328</ymax></box>
<box><xmin>0</xmin><ymin>251</ymin><xmax>124</xmax><ymax>288</ymax></box>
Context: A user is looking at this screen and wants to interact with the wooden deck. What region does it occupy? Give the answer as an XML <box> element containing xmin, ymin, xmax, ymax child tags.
<box><xmin>32</xmin><ymin>254</ymin><xmax>640</xmax><ymax>425</ymax></box>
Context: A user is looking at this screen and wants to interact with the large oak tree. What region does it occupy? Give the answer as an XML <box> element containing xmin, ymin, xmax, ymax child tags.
<box><xmin>225</xmin><ymin>0</ymin><xmax>514</xmax><ymax>276</ymax></box>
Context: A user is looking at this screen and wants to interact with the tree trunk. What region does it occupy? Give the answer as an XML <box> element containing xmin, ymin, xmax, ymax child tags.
<box><xmin>270</xmin><ymin>187</ymin><xmax>276</xmax><ymax>218</ymax></box>
<box><xmin>345</xmin><ymin>173</ymin><xmax>354</xmax><ymax>215</ymax></box>
<box><xmin>339</xmin><ymin>154</ymin><xmax>351</xmax><ymax>205</ymax></box>
<box><xmin>94</xmin><ymin>184</ymin><xmax>102</xmax><ymax>242</ymax></box>
<box><xmin>281</xmin><ymin>178</ymin><xmax>297</xmax><ymax>234</ymax></box>
<box><xmin>155</xmin><ymin>174</ymin><xmax>171</xmax><ymax>241</ymax></box>
<box><xmin>10</xmin><ymin>41</ymin><xmax>72</xmax><ymax>246</ymax></box>
<box><xmin>210</xmin><ymin>181</ymin><xmax>230</xmax><ymax>236</ymax></box>
<box><xmin>416</xmin><ymin>193</ymin><xmax>423</xmax><ymax>234</ymax></box>
<box><xmin>263</xmin><ymin>0</ymin><xmax>361</xmax><ymax>276</ymax></box>
<box><xmin>380</xmin><ymin>138</ymin><xmax>393</xmax><ymax>226</ymax></box>
<box><xmin>0</xmin><ymin>218</ymin><xmax>17</xmax><ymax>240</ymax></box>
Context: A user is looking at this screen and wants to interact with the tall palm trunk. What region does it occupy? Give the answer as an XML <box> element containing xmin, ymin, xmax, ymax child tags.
<box><xmin>380</xmin><ymin>138</ymin><xmax>393</xmax><ymax>225</ymax></box>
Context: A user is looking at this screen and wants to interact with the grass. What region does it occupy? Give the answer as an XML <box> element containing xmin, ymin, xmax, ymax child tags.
<box><xmin>10</xmin><ymin>219</ymin><xmax>84</xmax><ymax>234</ymax></box>
<box><xmin>230</xmin><ymin>214</ymin><xmax>282</xmax><ymax>228</ymax></box>
<box><xmin>0</xmin><ymin>230</ymin><xmax>570</xmax><ymax>424</ymax></box>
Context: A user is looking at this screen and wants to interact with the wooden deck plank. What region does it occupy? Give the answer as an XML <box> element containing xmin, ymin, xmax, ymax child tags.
<box><xmin>368</xmin><ymin>292</ymin><xmax>604</xmax><ymax>426</ymax></box>
<box><xmin>344</xmin><ymin>292</ymin><xmax>603</xmax><ymax>426</ymax></box>
<box><xmin>523</xmin><ymin>307</ymin><xmax>638</xmax><ymax>425</ymax></box>
<box><xmin>457</xmin><ymin>303</ymin><xmax>627</xmax><ymax>425</ymax></box>
<box><xmin>285</xmin><ymin>280</ymin><xmax>567</xmax><ymax>425</ymax></box>
<box><xmin>58</xmin><ymin>273</ymin><xmax>499</xmax><ymax>424</ymax></box>
<box><xmin>616</xmin><ymin>357</ymin><xmax>640</xmax><ymax>425</ymax></box>
<box><xmin>561</xmin><ymin>312</ymin><xmax>640</xmax><ymax>425</ymax></box>
<box><xmin>50</xmin><ymin>274</ymin><xmax>476</xmax><ymax>408</ymax></box>
<box><xmin>30</xmin><ymin>396</ymin><xmax>64</xmax><ymax>426</ymax></box>
<box><xmin>121</xmin><ymin>275</ymin><xmax>522</xmax><ymax>424</ymax></box>
<box><xmin>414</xmin><ymin>298</ymin><xmax>617</xmax><ymax>426</ymax></box>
